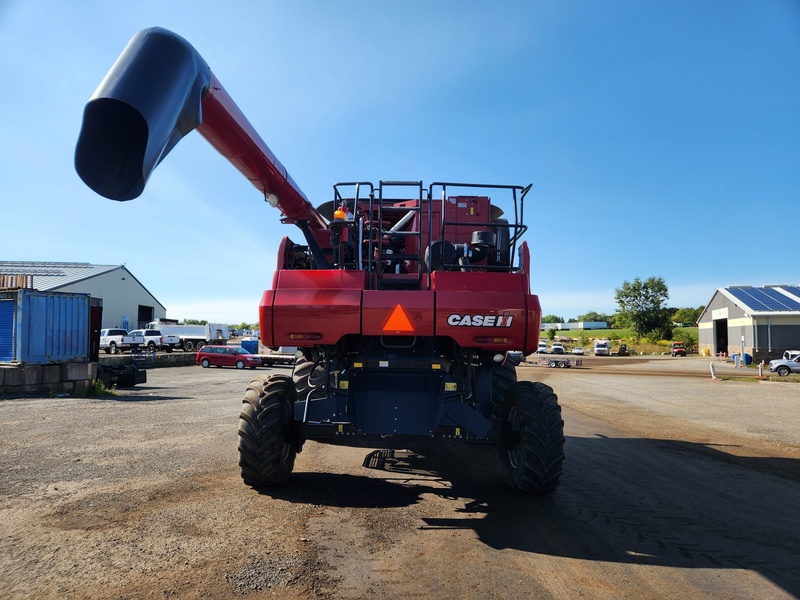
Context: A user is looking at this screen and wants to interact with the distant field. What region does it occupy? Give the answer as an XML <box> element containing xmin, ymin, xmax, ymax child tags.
<box><xmin>541</xmin><ymin>327</ymin><xmax>699</xmax><ymax>343</ymax></box>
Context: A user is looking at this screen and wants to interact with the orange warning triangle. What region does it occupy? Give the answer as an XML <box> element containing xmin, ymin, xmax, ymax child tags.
<box><xmin>383</xmin><ymin>304</ymin><xmax>414</xmax><ymax>332</ymax></box>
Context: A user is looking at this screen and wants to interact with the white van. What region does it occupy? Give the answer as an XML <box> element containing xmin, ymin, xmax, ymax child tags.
<box><xmin>593</xmin><ymin>340</ymin><xmax>610</xmax><ymax>356</ymax></box>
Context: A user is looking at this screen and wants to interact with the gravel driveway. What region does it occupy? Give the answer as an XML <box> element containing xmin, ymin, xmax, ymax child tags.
<box><xmin>1</xmin><ymin>358</ymin><xmax>798</xmax><ymax>599</ymax></box>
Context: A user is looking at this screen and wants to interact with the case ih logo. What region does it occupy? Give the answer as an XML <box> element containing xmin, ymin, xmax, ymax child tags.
<box><xmin>447</xmin><ymin>313</ymin><xmax>514</xmax><ymax>327</ymax></box>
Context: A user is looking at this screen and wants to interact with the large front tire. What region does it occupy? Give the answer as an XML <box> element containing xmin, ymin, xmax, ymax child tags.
<box><xmin>238</xmin><ymin>375</ymin><xmax>297</xmax><ymax>487</ymax></box>
<box><xmin>501</xmin><ymin>381</ymin><xmax>565</xmax><ymax>494</ymax></box>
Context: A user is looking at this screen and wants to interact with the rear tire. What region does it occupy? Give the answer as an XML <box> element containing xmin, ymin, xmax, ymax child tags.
<box><xmin>501</xmin><ymin>381</ymin><xmax>565</xmax><ymax>494</ymax></box>
<box><xmin>147</xmin><ymin>341</ymin><xmax>156</xmax><ymax>353</ymax></box>
<box><xmin>238</xmin><ymin>375</ymin><xmax>297</xmax><ymax>487</ymax></box>
<box><xmin>183</xmin><ymin>340</ymin><xmax>195</xmax><ymax>352</ymax></box>
<box><xmin>109</xmin><ymin>342</ymin><xmax>117</xmax><ymax>355</ymax></box>
<box><xmin>492</xmin><ymin>359</ymin><xmax>517</xmax><ymax>407</ymax></box>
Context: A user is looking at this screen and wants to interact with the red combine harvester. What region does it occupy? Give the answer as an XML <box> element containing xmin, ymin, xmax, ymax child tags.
<box><xmin>75</xmin><ymin>28</ymin><xmax>565</xmax><ymax>494</ymax></box>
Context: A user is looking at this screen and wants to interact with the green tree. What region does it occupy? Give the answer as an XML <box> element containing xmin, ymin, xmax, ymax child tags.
<box><xmin>577</xmin><ymin>331</ymin><xmax>591</xmax><ymax>348</ymax></box>
<box><xmin>183</xmin><ymin>319</ymin><xmax>208</xmax><ymax>325</ymax></box>
<box><xmin>614</xmin><ymin>276</ymin><xmax>672</xmax><ymax>340</ymax></box>
<box><xmin>672</xmin><ymin>328</ymin><xmax>698</xmax><ymax>352</ymax></box>
<box><xmin>542</xmin><ymin>314</ymin><xmax>564</xmax><ymax>324</ymax></box>
<box><xmin>671</xmin><ymin>306</ymin><xmax>704</xmax><ymax>326</ymax></box>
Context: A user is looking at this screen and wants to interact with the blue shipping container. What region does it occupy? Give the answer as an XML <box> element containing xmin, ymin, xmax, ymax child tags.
<box><xmin>241</xmin><ymin>339</ymin><xmax>259</xmax><ymax>354</ymax></box>
<box><xmin>2</xmin><ymin>289</ymin><xmax>90</xmax><ymax>364</ymax></box>
<box><xmin>0</xmin><ymin>299</ymin><xmax>13</xmax><ymax>362</ymax></box>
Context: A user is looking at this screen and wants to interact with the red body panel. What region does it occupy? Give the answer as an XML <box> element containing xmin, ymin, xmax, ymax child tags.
<box><xmin>263</xmin><ymin>270</ymin><xmax>366</xmax><ymax>347</ymax></box>
<box><xmin>525</xmin><ymin>292</ymin><xmax>542</xmax><ymax>353</ymax></box>
<box><xmin>430</xmin><ymin>196</ymin><xmax>492</xmax><ymax>242</ymax></box>
<box><xmin>362</xmin><ymin>290</ymin><xmax>435</xmax><ymax>336</ymax></box>
<box><xmin>262</xmin><ymin>267</ymin><xmax>541</xmax><ymax>353</ymax></box>
<box><xmin>433</xmin><ymin>271</ymin><xmax>534</xmax><ymax>352</ymax></box>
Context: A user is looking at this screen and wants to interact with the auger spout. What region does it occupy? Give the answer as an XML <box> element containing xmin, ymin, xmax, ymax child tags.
<box><xmin>75</xmin><ymin>27</ymin><xmax>327</xmax><ymax>232</ymax></box>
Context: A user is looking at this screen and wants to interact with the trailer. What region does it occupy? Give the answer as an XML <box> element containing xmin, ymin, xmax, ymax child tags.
<box><xmin>538</xmin><ymin>357</ymin><xmax>583</xmax><ymax>368</ymax></box>
<box><xmin>146</xmin><ymin>319</ymin><xmax>230</xmax><ymax>352</ymax></box>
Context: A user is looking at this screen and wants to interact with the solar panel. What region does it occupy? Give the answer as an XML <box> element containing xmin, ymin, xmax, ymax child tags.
<box><xmin>726</xmin><ymin>286</ymin><xmax>800</xmax><ymax>311</ymax></box>
<box><xmin>760</xmin><ymin>287</ymin><xmax>800</xmax><ymax>310</ymax></box>
<box><xmin>783</xmin><ymin>286</ymin><xmax>800</xmax><ymax>300</ymax></box>
<box><xmin>726</xmin><ymin>287</ymin><xmax>769</xmax><ymax>311</ymax></box>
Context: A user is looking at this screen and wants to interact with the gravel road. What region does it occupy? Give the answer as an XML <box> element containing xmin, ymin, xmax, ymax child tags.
<box><xmin>1</xmin><ymin>357</ymin><xmax>799</xmax><ymax>599</ymax></box>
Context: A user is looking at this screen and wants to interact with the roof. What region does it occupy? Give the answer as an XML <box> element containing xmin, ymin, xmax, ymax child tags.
<box><xmin>0</xmin><ymin>261</ymin><xmax>122</xmax><ymax>290</ymax></box>
<box><xmin>705</xmin><ymin>285</ymin><xmax>800</xmax><ymax>319</ymax></box>
<box><xmin>0</xmin><ymin>261</ymin><xmax>166</xmax><ymax>310</ymax></box>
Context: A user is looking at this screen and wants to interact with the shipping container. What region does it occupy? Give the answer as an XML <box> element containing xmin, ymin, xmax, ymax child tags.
<box><xmin>0</xmin><ymin>289</ymin><xmax>90</xmax><ymax>364</ymax></box>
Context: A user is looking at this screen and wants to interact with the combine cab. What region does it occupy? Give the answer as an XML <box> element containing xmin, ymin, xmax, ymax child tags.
<box><xmin>75</xmin><ymin>27</ymin><xmax>565</xmax><ymax>494</ymax></box>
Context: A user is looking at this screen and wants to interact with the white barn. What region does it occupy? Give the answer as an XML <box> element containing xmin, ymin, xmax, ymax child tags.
<box><xmin>0</xmin><ymin>261</ymin><xmax>166</xmax><ymax>330</ymax></box>
<box><xmin>697</xmin><ymin>285</ymin><xmax>800</xmax><ymax>361</ymax></box>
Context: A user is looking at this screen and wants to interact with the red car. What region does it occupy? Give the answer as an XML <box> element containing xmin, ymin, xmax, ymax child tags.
<box><xmin>196</xmin><ymin>345</ymin><xmax>262</xmax><ymax>369</ymax></box>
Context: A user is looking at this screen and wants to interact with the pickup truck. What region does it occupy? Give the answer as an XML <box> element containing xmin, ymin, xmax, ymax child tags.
<box><xmin>100</xmin><ymin>328</ymin><xmax>133</xmax><ymax>354</ymax></box>
<box><xmin>593</xmin><ymin>340</ymin><xmax>611</xmax><ymax>356</ymax></box>
<box><xmin>126</xmin><ymin>329</ymin><xmax>181</xmax><ymax>352</ymax></box>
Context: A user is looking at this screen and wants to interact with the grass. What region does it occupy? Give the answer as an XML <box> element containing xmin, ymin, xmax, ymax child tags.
<box><xmin>82</xmin><ymin>379</ymin><xmax>118</xmax><ymax>397</ymax></box>
<box><xmin>541</xmin><ymin>327</ymin><xmax>699</xmax><ymax>354</ymax></box>
<box><xmin>718</xmin><ymin>374</ymin><xmax>799</xmax><ymax>383</ymax></box>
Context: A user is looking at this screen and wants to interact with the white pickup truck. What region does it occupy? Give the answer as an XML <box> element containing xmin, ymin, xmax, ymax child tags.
<box><xmin>100</xmin><ymin>328</ymin><xmax>137</xmax><ymax>354</ymax></box>
<box><xmin>125</xmin><ymin>329</ymin><xmax>181</xmax><ymax>352</ymax></box>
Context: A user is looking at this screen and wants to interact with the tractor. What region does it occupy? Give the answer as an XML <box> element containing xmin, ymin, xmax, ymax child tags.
<box><xmin>75</xmin><ymin>27</ymin><xmax>565</xmax><ymax>494</ymax></box>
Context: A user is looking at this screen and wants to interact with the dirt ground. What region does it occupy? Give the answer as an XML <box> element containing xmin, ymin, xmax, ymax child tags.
<box><xmin>1</xmin><ymin>356</ymin><xmax>799</xmax><ymax>599</ymax></box>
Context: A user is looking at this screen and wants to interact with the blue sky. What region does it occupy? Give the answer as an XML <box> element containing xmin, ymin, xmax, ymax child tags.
<box><xmin>1</xmin><ymin>1</ymin><xmax>798</xmax><ymax>324</ymax></box>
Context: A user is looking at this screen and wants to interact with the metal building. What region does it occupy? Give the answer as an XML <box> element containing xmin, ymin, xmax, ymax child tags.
<box><xmin>697</xmin><ymin>285</ymin><xmax>800</xmax><ymax>361</ymax></box>
<box><xmin>0</xmin><ymin>262</ymin><xmax>166</xmax><ymax>330</ymax></box>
